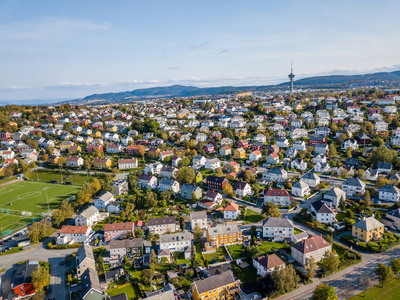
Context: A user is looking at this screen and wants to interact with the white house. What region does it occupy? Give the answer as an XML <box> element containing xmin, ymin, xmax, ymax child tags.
<box><xmin>255</xmin><ymin>134</ymin><xmax>267</xmax><ymax>143</ymax></box>
<box><xmin>75</xmin><ymin>206</ymin><xmax>100</xmax><ymax>227</ymax></box>
<box><xmin>313</xmin><ymin>154</ymin><xmax>327</xmax><ymax>164</ymax></box>
<box><xmin>262</xmin><ymin>217</ymin><xmax>294</xmax><ymax>241</ymax></box>
<box><xmin>291</xmin><ymin>159</ymin><xmax>307</xmax><ymax>171</ymax></box>
<box><xmin>204</xmin><ymin>158</ymin><xmax>221</xmax><ymax>170</ymax></box>
<box><xmin>342</xmin><ymin>177</ymin><xmax>366</xmax><ymax>197</ymax></box>
<box><xmin>56</xmin><ymin>225</ymin><xmax>92</xmax><ymax>245</ymax></box>
<box><xmin>342</xmin><ymin>138</ymin><xmax>358</xmax><ymax>150</ymax></box>
<box><xmin>219</xmin><ymin>201</ymin><xmax>240</xmax><ymax>220</ymax></box>
<box><xmin>378</xmin><ymin>184</ymin><xmax>400</xmax><ymax>202</ymax></box>
<box><xmin>192</xmin><ymin>155</ymin><xmax>206</xmax><ymax>170</ymax></box>
<box><xmin>310</xmin><ymin>200</ymin><xmax>336</xmax><ymax>224</ymax></box>
<box><xmin>291</xmin><ymin>235</ymin><xmax>332</xmax><ymax>266</ymax></box>
<box><xmin>264</xmin><ymin>189</ymin><xmax>293</xmax><ymax>206</ymax></box>
<box><xmin>314</xmin><ymin>162</ymin><xmax>331</xmax><ymax>173</ymax></box>
<box><xmin>300</xmin><ymin>172</ymin><xmax>320</xmax><ymax>188</ymax></box>
<box><xmin>292</xmin><ymin>181</ymin><xmax>310</xmax><ymax>197</ymax></box>
<box><xmin>190</xmin><ymin>211</ymin><xmax>208</xmax><ymax>230</ymax></box>
<box><xmin>249</xmin><ymin>151</ymin><xmax>262</xmax><ymax>161</ymax></box>
<box><xmin>66</xmin><ymin>157</ymin><xmax>84</xmax><ymax>167</ymax></box>
<box><xmin>233</xmin><ymin>181</ymin><xmax>252</xmax><ymax>198</ymax></box>
<box><xmin>262</xmin><ymin>167</ymin><xmax>288</xmax><ymax>182</ymax></box>
<box><xmin>323</xmin><ymin>187</ymin><xmax>346</xmax><ymax>207</ymax></box>
<box><xmin>159</xmin><ymin>232</ymin><xmax>192</xmax><ymax>255</ymax></box>
<box><xmin>253</xmin><ymin>254</ymin><xmax>285</xmax><ymax>277</ymax></box>
<box><xmin>94</xmin><ymin>192</ymin><xmax>115</xmax><ymax>212</ymax></box>
<box><xmin>137</xmin><ymin>174</ymin><xmax>158</xmax><ymax>189</ymax></box>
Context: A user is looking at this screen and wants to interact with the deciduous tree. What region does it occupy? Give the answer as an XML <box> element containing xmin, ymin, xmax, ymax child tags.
<box><xmin>375</xmin><ymin>263</ymin><xmax>394</xmax><ymax>288</ymax></box>
<box><xmin>312</xmin><ymin>283</ymin><xmax>337</xmax><ymax>300</ymax></box>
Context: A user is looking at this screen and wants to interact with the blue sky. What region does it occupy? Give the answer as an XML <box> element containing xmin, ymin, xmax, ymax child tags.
<box><xmin>1</xmin><ymin>0</ymin><xmax>400</xmax><ymax>102</ymax></box>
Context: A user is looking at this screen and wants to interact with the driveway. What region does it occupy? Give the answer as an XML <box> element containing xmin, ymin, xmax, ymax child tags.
<box><xmin>48</xmin><ymin>257</ymin><xmax>67</xmax><ymax>300</ymax></box>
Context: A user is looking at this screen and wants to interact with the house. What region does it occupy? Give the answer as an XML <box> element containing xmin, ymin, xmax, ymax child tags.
<box><xmin>381</xmin><ymin>209</ymin><xmax>400</xmax><ymax>230</ymax></box>
<box><xmin>94</xmin><ymin>192</ymin><xmax>115</xmax><ymax>212</ymax></box>
<box><xmin>268</xmin><ymin>144</ymin><xmax>279</xmax><ymax>154</ymax></box>
<box><xmin>292</xmin><ymin>181</ymin><xmax>310</xmax><ymax>197</ymax></box>
<box><xmin>104</xmin><ymin>222</ymin><xmax>135</xmax><ymax>242</ymax></box>
<box><xmin>191</xmin><ymin>271</ymin><xmax>239</xmax><ymax>300</ymax></box>
<box><xmin>276</xmin><ymin>138</ymin><xmax>289</xmax><ymax>148</ymax></box>
<box><xmin>160</xmin><ymin>232</ymin><xmax>192</xmax><ymax>256</ymax></box>
<box><xmin>300</xmin><ymin>172</ymin><xmax>320</xmax><ymax>188</ymax></box>
<box><xmin>255</xmin><ymin>134</ymin><xmax>267</xmax><ymax>143</ymax></box>
<box><xmin>180</xmin><ymin>184</ymin><xmax>202</xmax><ymax>201</ymax></box>
<box><xmin>204</xmin><ymin>225</ymin><xmax>242</xmax><ymax>251</ymax></box>
<box><xmin>264</xmin><ymin>189</ymin><xmax>293</xmax><ymax>206</ymax></box>
<box><xmin>352</xmin><ymin>216</ymin><xmax>384</xmax><ymax>242</ymax></box>
<box><xmin>310</xmin><ymin>200</ymin><xmax>336</xmax><ymax>224</ymax></box>
<box><xmin>377</xmin><ymin>162</ymin><xmax>392</xmax><ymax>175</ymax></box>
<box><xmin>250</xmin><ymin>141</ymin><xmax>264</xmax><ymax>152</ymax></box>
<box><xmin>342</xmin><ymin>177</ymin><xmax>366</xmax><ymax>197</ymax></box>
<box><xmin>266</xmin><ymin>153</ymin><xmax>279</xmax><ymax>165</ymax></box>
<box><xmin>159</xmin><ymin>150</ymin><xmax>175</xmax><ymax>161</ymax></box>
<box><xmin>107</xmin><ymin>144</ymin><xmax>122</xmax><ymax>153</ymax></box>
<box><xmin>118</xmin><ymin>158</ymin><xmax>137</xmax><ymax>170</ymax></box>
<box><xmin>126</xmin><ymin>144</ymin><xmax>140</xmax><ymax>154</ymax></box>
<box><xmin>148</xmin><ymin>216</ymin><xmax>178</xmax><ymax>235</ymax></box>
<box><xmin>234</xmin><ymin>148</ymin><xmax>246</xmax><ymax>159</ymax></box>
<box><xmin>291</xmin><ymin>235</ymin><xmax>332</xmax><ymax>266</ymax></box>
<box><xmin>323</xmin><ymin>187</ymin><xmax>346</xmax><ymax>207</ymax></box>
<box><xmin>137</xmin><ymin>174</ymin><xmax>158</xmax><ymax>189</ymax></box>
<box><xmin>262</xmin><ymin>167</ymin><xmax>288</xmax><ymax>182</ymax></box>
<box><xmin>144</xmin><ymin>162</ymin><xmax>163</xmax><ymax>175</ymax></box>
<box><xmin>111</xmin><ymin>179</ymin><xmax>129</xmax><ymax>196</ymax></box>
<box><xmin>314</xmin><ymin>154</ymin><xmax>327</xmax><ymax>164</ymax></box>
<box><xmin>205</xmin><ymin>158</ymin><xmax>221</xmax><ymax>170</ymax></box>
<box><xmin>206</xmin><ymin>176</ymin><xmax>228</xmax><ymax>190</ymax></box>
<box><xmin>262</xmin><ymin>217</ymin><xmax>294</xmax><ymax>241</ymax></box>
<box><xmin>11</xmin><ymin>260</ymin><xmax>39</xmax><ymax>298</ymax></box>
<box><xmin>308</xmin><ymin>136</ymin><xmax>326</xmax><ymax>146</ymax></box>
<box><xmin>365</xmin><ymin>168</ymin><xmax>379</xmax><ymax>181</ymax></box>
<box><xmin>253</xmin><ymin>254</ymin><xmax>285</xmax><ymax>277</ymax></box>
<box><xmin>192</xmin><ymin>155</ymin><xmax>206</xmax><ymax>169</ymax></box>
<box><xmin>249</xmin><ymin>150</ymin><xmax>262</xmax><ymax>161</ymax></box>
<box><xmin>86</xmin><ymin>144</ymin><xmax>103</xmax><ymax>153</ymax></box>
<box><xmin>80</xmin><ymin>268</ymin><xmax>104</xmax><ymax>300</ymax></box>
<box><xmin>93</xmin><ymin>158</ymin><xmax>112</xmax><ymax>169</ymax></box>
<box><xmin>314</xmin><ymin>144</ymin><xmax>328</xmax><ymax>154</ymax></box>
<box><xmin>109</xmin><ymin>238</ymin><xmax>143</xmax><ymax>261</ymax></box>
<box><xmin>204</xmin><ymin>190</ymin><xmax>223</xmax><ymax>204</ymax></box>
<box><xmin>314</xmin><ymin>162</ymin><xmax>331</xmax><ymax>174</ymax></box>
<box><xmin>378</xmin><ymin>184</ymin><xmax>400</xmax><ymax>202</ymax></box>
<box><xmin>315</xmin><ymin>127</ymin><xmax>330</xmax><ymax>136</ymax></box>
<box><xmin>171</xmin><ymin>156</ymin><xmax>181</xmax><ymax>168</ymax></box>
<box><xmin>237</xmin><ymin>140</ymin><xmax>249</xmax><ymax>148</ymax></box>
<box><xmin>293</xmin><ymin>140</ymin><xmax>306</xmax><ymax>151</ymax></box>
<box><xmin>203</xmin><ymin>144</ymin><xmax>215</xmax><ymax>154</ymax></box>
<box><xmin>190</xmin><ymin>211</ymin><xmax>208</xmax><ymax>230</ymax></box>
<box><xmin>66</xmin><ymin>156</ymin><xmax>84</xmax><ymax>167</ymax></box>
<box><xmin>342</xmin><ymin>138</ymin><xmax>358</xmax><ymax>150</ymax></box>
<box><xmin>75</xmin><ymin>206</ymin><xmax>100</xmax><ymax>227</ymax></box>
<box><xmin>76</xmin><ymin>244</ymin><xmax>96</xmax><ymax>277</ymax></box>
<box><xmin>56</xmin><ymin>225</ymin><xmax>91</xmax><ymax>245</ymax></box>
<box><xmin>158</xmin><ymin>178</ymin><xmax>180</xmax><ymax>193</ymax></box>
<box><xmin>145</xmin><ymin>290</ymin><xmax>175</xmax><ymax>300</ymax></box>
<box><xmin>291</xmin><ymin>158</ymin><xmax>307</xmax><ymax>171</ymax></box>
<box><xmin>223</xmin><ymin>161</ymin><xmax>240</xmax><ymax>173</ymax></box>
<box><xmin>218</xmin><ymin>201</ymin><xmax>240</xmax><ymax>220</ymax></box>
<box><xmin>160</xmin><ymin>166</ymin><xmax>178</xmax><ymax>179</ymax></box>
<box><xmin>219</xmin><ymin>146</ymin><xmax>232</xmax><ymax>156</ymax></box>
<box><xmin>357</xmin><ymin>133</ymin><xmax>371</xmax><ymax>146</ymax></box>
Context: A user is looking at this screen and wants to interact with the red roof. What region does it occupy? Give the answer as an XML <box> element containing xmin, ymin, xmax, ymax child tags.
<box><xmin>104</xmin><ymin>222</ymin><xmax>134</xmax><ymax>231</ymax></box>
<box><xmin>270</xmin><ymin>153</ymin><xmax>278</xmax><ymax>158</ymax></box>
<box><xmin>198</xmin><ymin>199</ymin><xmax>215</xmax><ymax>207</ymax></box>
<box><xmin>60</xmin><ymin>225</ymin><xmax>89</xmax><ymax>234</ymax></box>
<box><xmin>264</xmin><ymin>189</ymin><xmax>290</xmax><ymax>197</ymax></box>
<box><xmin>292</xmin><ymin>235</ymin><xmax>331</xmax><ymax>254</ymax></box>
<box><xmin>223</xmin><ymin>201</ymin><xmax>239</xmax><ymax>212</ymax></box>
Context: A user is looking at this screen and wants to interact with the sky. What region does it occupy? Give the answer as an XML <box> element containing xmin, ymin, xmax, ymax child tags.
<box><xmin>1</xmin><ymin>0</ymin><xmax>400</xmax><ymax>102</ymax></box>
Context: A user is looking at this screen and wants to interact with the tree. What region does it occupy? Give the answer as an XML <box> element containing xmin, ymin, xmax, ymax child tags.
<box><xmin>28</xmin><ymin>219</ymin><xmax>52</xmax><ymax>243</ymax></box>
<box><xmin>262</xmin><ymin>202</ymin><xmax>282</xmax><ymax>217</ymax></box>
<box><xmin>138</xmin><ymin>145</ymin><xmax>146</xmax><ymax>159</ymax></box>
<box><xmin>222</xmin><ymin>182</ymin><xmax>234</xmax><ymax>197</ymax></box>
<box><xmin>243</xmin><ymin>170</ymin><xmax>255</xmax><ymax>183</ymax></box>
<box><xmin>346</xmin><ymin>147</ymin><xmax>352</xmax><ymax>158</ymax></box>
<box><xmin>41</xmin><ymin>153</ymin><xmax>49</xmax><ymax>162</ymax></box>
<box><xmin>371</xmin><ymin>145</ymin><xmax>397</xmax><ymax>165</ymax></box>
<box><xmin>375</xmin><ymin>263</ymin><xmax>394</xmax><ymax>288</ymax></box>
<box><xmin>307</xmin><ymin>256</ymin><xmax>316</xmax><ymax>279</ymax></box>
<box><xmin>360</xmin><ymin>275</ymin><xmax>370</xmax><ymax>298</ymax></box>
<box><xmin>193</xmin><ymin>224</ymin><xmax>204</xmax><ymax>243</ymax></box>
<box><xmin>215</xmin><ymin>167</ymin><xmax>224</xmax><ymax>177</ymax></box>
<box><xmin>272</xmin><ymin>264</ymin><xmax>299</xmax><ymax>294</ymax></box>
<box><xmin>363</xmin><ymin>190</ymin><xmax>372</xmax><ymax>207</ymax></box>
<box><xmin>135</xmin><ymin>227</ymin><xmax>144</xmax><ymax>238</ymax></box>
<box><xmin>391</xmin><ymin>258</ymin><xmax>400</xmax><ymax>278</ymax></box>
<box><xmin>150</xmin><ymin>249</ymin><xmax>158</xmax><ymax>267</ymax></box>
<box><xmin>312</xmin><ymin>283</ymin><xmax>338</xmax><ymax>300</ymax></box>
<box><xmin>141</xmin><ymin>268</ymin><xmax>154</xmax><ymax>285</ymax></box>
<box><xmin>146</xmin><ymin>191</ymin><xmax>157</xmax><ymax>208</ymax></box>
<box><xmin>321</xmin><ymin>251</ymin><xmax>340</xmax><ymax>275</ymax></box>
<box><xmin>32</xmin><ymin>265</ymin><xmax>50</xmax><ymax>293</ymax></box>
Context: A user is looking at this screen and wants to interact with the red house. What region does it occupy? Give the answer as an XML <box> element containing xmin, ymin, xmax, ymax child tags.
<box><xmin>250</xmin><ymin>142</ymin><xmax>263</xmax><ymax>151</ymax></box>
<box><xmin>237</xmin><ymin>140</ymin><xmax>249</xmax><ymax>148</ymax></box>
<box><xmin>126</xmin><ymin>144</ymin><xmax>140</xmax><ymax>154</ymax></box>
<box><xmin>12</xmin><ymin>260</ymin><xmax>38</xmax><ymax>298</ymax></box>
<box><xmin>308</xmin><ymin>136</ymin><xmax>326</xmax><ymax>145</ymax></box>
<box><xmin>86</xmin><ymin>144</ymin><xmax>103</xmax><ymax>153</ymax></box>
<box><xmin>136</xmin><ymin>139</ymin><xmax>150</xmax><ymax>145</ymax></box>
<box><xmin>368</xmin><ymin>108</ymin><xmax>381</xmax><ymax>115</ymax></box>
<box><xmin>277</xmin><ymin>120</ymin><xmax>288</xmax><ymax>127</ymax></box>
<box><xmin>204</xmin><ymin>143</ymin><xmax>215</xmax><ymax>154</ymax></box>
<box><xmin>0</xmin><ymin>132</ymin><xmax>10</xmax><ymax>139</ymax></box>
<box><xmin>357</xmin><ymin>133</ymin><xmax>371</xmax><ymax>146</ymax></box>
<box><xmin>206</xmin><ymin>176</ymin><xmax>228</xmax><ymax>190</ymax></box>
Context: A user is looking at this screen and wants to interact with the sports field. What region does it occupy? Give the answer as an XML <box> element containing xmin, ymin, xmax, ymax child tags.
<box><xmin>0</xmin><ymin>181</ymin><xmax>80</xmax><ymax>234</ymax></box>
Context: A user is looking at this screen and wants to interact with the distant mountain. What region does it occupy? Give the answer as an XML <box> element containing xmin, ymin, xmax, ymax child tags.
<box><xmin>80</xmin><ymin>70</ymin><xmax>400</xmax><ymax>103</ymax></box>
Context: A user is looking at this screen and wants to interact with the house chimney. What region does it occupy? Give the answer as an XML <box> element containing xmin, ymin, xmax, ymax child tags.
<box><xmin>363</xmin><ymin>216</ymin><xmax>366</xmax><ymax>221</ymax></box>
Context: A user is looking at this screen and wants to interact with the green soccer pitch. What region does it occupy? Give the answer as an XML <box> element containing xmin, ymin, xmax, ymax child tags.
<box><xmin>0</xmin><ymin>181</ymin><xmax>80</xmax><ymax>234</ymax></box>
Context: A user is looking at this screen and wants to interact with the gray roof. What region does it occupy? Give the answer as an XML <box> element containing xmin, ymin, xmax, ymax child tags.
<box><xmin>343</xmin><ymin>177</ymin><xmax>365</xmax><ymax>187</ymax></box>
<box><xmin>193</xmin><ymin>271</ymin><xmax>236</xmax><ymax>294</ymax></box>
<box><xmin>190</xmin><ymin>211</ymin><xmax>207</xmax><ymax>220</ymax></box>
<box><xmin>109</xmin><ymin>238</ymin><xmax>143</xmax><ymax>250</ymax></box>
<box><xmin>311</xmin><ymin>200</ymin><xmax>334</xmax><ymax>214</ymax></box>
<box><xmin>148</xmin><ymin>216</ymin><xmax>176</xmax><ymax>226</ymax></box>
<box><xmin>353</xmin><ymin>217</ymin><xmax>384</xmax><ymax>231</ymax></box>
<box><xmin>292</xmin><ymin>181</ymin><xmax>309</xmax><ymax>189</ymax></box>
<box><xmin>377</xmin><ymin>162</ymin><xmax>392</xmax><ymax>170</ymax></box>
<box><xmin>79</xmin><ymin>206</ymin><xmax>99</xmax><ymax>219</ymax></box>
<box><xmin>207</xmin><ymin>225</ymin><xmax>240</xmax><ymax>237</ymax></box>
<box><xmin>379</xmin><ymin>184</ymin><xmax>400</xmax><ymax>195</ymax></box>
<box><xmin>387</xmin><ymin>208</ymin><xmax>400</xmax><ymax>219</ymax></box>
<box><xmin>160</xmin><ymin>232</ymin><xmax>192</xmax><ymax>244</ymax></box>
<box><xmin>181</xmin><ymin>184</ymin><xmax>200</xmax><ymax>194</ymax></box>
<box><xmin>159</xmin><ymin>178</ymin><xmax>176</xmax><ymax>186</ymax></box>
<box><xmin>77</xmin><ymin>244</ymin><xmax>94</xmax><ymax>266</ymax></box>
<box><xmin>81</xmin><ymin>268</ymin><xmax>102</xmax><ymax>298</ymax></box>
<box><xmin>301</xmin><ymin>172</ymin><xmax>320</xmax><ymax>180</ymax></box>
<box><xmin>146</xmin><ymin>290</ymin><xmax>175</xmax><ymax>300</ymax></box>
<box><xmin>324</xmin><ymin>187</ymin><xmax>345</xmax><ymax>198</ymax></box>
<box><xmin>263</xmin><ymin>217</ymin><xmax>294</xmax><ymax>228</ymax></box>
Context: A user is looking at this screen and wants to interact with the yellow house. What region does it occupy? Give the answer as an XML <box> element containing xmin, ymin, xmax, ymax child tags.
<box><xmin>93</xmin><ymin>158</ymin><xmax>112</xmax><ymax>169</ymax></box>
<box><xmin>234</xmin><ymin>148</ymin><xmax>246</xmax><ymax>159</ymax></box>
<box><xmin>0</xmin><ymin>166</ymin><xmax>7</xmax><ymax>176</ymax></box>
<box><xmin>107</xmin><ymin>125</ymin><xmax>118</xmax><ymax>132</ymax></box>
<box><xmin>94</xmin><ymin>131</ymin><xmax>102</xmax><ymax>138</ymax></box>
<box><xmin>235</xmin><ymin>128</ymin><xmax>247</xmax><ymax>136</ymax></box>
<box><xmin>373</xmin><ymin>129</ymin><xmax>389</xmax><ymax>137</ymax></box>
<box><xmin>147</xmin><ymin>148</ymin><xmax>161</xmax><ymax>158</ymax></box>
<box><xmin>204</xmin><ymin>225</ymin><xmax>242</xmax><ymax>251</ymax></box>
<box><xmin>223</xmin><ymin>161</ymin><xmax>240</xmax><ymax>173</ymax></box>
<box><xmin>191</xmin><ymin>271</ymin><xmax>239</xmax><ymax>300</ymax></box>
<box><xmin>352</xmin><ymin>216</ymin><xmax>384</xmax><ymax>242</ymax></box>
<box><xmin>60</xmin><ymin>141</ymin><xmax>74</xmax><ymax>150</ymax></box>
<box><xmin>68</xmin><ymin>145</ymin><xmax>82</xmax><ymax>154</ymax></box>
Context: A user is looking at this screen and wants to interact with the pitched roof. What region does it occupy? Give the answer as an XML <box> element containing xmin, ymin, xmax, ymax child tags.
<box><xmin>254</xmin><ymin>254</ymin><xmax>285</xmax><ymax>270</ymax></box>
<box><xmin>223</xmin><ymin>201</ymin><xmax>239</xmax><ymax>212</ymax></box>
<box><xmin>207</xmin><ymin>225</ymin><xmax>240</xmax><ymax>237</ymax></box>
<box><xmin>104</xmin><ymin>222</ymin><xmax>134</xmax><ymax>232</ymax></box>
<box><xmin>263</xmin><ymin>217</ymin><xmax>294</xmax><ymax>228</ymax></box>
<box><xmin>60</xmin><ymin>225</ymin><xmax>89</xmax><ymax>235</ymax></box>
<box><xmin>77</xmin><ymin>244</ymin><xmax>94</xmax><ymax>265</ymax></box>
<box><xmin>160</xmin><ymin>232</ymin><xmax>192</xmax><ymax>243</ymax></box>
<box><xmin>291</xmin><ymin>235</ymin><xmax>331</xmax><ymax>254</ymax></box>
<box><xmin>353</xmin><ymin>217</ymin><xmax>384</xmax><ymax>231</ymax></box>
<box><xmin>192</xmin><ymin>271</ymin><xmax>236</xmax><ymax>294</ymax></box>
<box><xmin>81</xmin><ymin>268</ymin><xmax>102</xmax><ymax>298</ymax></box>
<box><xmin>148</xmin><ymin>216</ymin><xmax>176</xmax><ymax>226</ymax></box>
<box><xmin>264</xmin><ymin>189</ymin><xmax>290</xmax><ymax>197</ymax></box>
<box><xmin>79</xmin><ymin>206</ymin><xmax>99</xmax><ymax>219</ymax></box>
<box><xmin>311</xmin><ymin>200</ymin><xmax>334</xmax><ymax>214</ymax></box>
<box><xmin>13</xmin><ymin>260</ymin><xmax>39</xmax><ymax>287</ymax></box>
<box><xmin>190</xmin><ymin>211</ymin><xmax>207</xmax><ymax>220</ymax></box>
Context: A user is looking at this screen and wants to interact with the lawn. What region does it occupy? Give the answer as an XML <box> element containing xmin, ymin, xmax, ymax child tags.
<box><xmin>349</xmin><ymin>278</ymin><xmax>400</xmax><ymax>300</ymax></box>
<box><xmin>0</xmin><ymin>181</ymin><xmax>79</xmax><ymax>233</ymax></box>
<box><xmin>106</xmin><ymin>282</ymin><xmax>141</xmax><ymax>300</ymax></box>
<box><xmin>294</xmin><ymin>228</ymin><xmax>303</xmax><ymax>235</ymax></box>
<box><xmin>258</xmin><ymin>241</ymin><xmax>288</xmax><ymax>255</ymax></box>
<box><xmin>226</xmin><ymin>244</ymin><xmax>245</xmax><ymax>259</ymax></box>
<box><xmin>231</xmin><ymin>262</ymin><xmax>258</xmax><ymax>286</ymax></box>
<box><xmin>25</xmin><ymin>169</ymin><xmax>103</xmax><ymax>185</ymax></box>
<box><xmin>244</xmin><ymin>209</ymin><xmax>267</xmax><ymax>224</ymax></box>
<box><xmin>203</xmin><ymin>247</ymin><xmax>229</xmax><ymax>264</ymax></box>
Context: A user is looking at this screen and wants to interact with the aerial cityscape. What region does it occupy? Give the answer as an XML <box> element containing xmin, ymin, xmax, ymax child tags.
<box><xmin>1</xmin><ymin>1</ymin><xmax>400</xmax><ymax>300</ymax></box>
